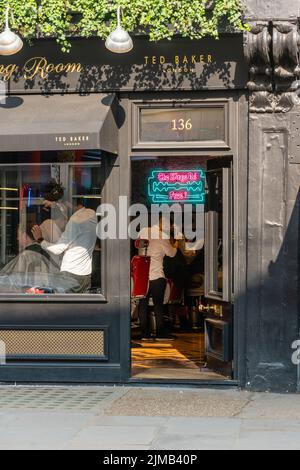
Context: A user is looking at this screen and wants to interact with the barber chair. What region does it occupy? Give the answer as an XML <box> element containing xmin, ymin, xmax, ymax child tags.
<box><xmin>131</xmin><ymin>239</ymin><xmax>150</xmax><ymax>300</ymax></box>
<box><xmin>131</xmin><ymin>240</ymin><xmax>150</xmax><ymax>344</ymax></box>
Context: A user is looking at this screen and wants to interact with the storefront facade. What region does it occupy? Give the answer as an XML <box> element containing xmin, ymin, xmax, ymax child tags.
<box><xmin>0</xmin><ymin>24</ymin><xmax>299</xmax><ymax>392</ymax></box>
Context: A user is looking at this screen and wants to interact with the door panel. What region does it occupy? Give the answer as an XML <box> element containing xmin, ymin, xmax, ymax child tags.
<box><xmin>203</xmin><ymin>158</ymin><xmax>234</xmax><ymax>378</ymax></box>
<box><xmin>205</xmin><ymin>164</ymin><xmax>232</xmax><ymax>302</ymax></box>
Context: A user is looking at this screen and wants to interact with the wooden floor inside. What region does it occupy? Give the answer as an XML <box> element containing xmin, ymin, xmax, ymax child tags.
<box><xmin>131</xmin><ymin>332</ymin><xmax>225</xmax><ymax>381</ymax></box>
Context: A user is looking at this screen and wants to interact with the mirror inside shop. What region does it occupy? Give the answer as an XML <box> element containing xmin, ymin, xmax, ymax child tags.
<box><xmin>131</xmin><ymin>155</ymin><xmax>233</xmax><ymax>382</ymax></box>
<box><xmin>0</xmin><ymin>150</ymin><xmax>104</xmax><ymax>295</ymax></box>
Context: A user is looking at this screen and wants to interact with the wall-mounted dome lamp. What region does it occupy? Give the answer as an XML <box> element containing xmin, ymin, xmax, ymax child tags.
<box><xmin>105</xmin><ymin>6</ymin><xmax>133</xmax><ymax>54</ymax></box>
<box><xmin>0</xmin><ymin>6</ymin><xmax>23</xmax><ymax>56</ymax></box>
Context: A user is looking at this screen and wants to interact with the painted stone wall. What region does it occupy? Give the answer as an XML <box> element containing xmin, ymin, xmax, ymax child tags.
<box><xmin>244</xmin><ymin>1</ymin><xmax>300</xmax><ymax>392</ymax></box>
<box><xmin>245</xmin><ymin>0</ymin><xmax>300</xmax><ymax>20</ymax></box>
<box><xmin>246</xmin><ymin>113</ymin><xmax>300</xmax><ymax>392</ymax></box>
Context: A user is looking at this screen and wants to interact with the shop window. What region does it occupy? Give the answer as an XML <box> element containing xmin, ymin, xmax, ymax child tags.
<box><xmin>0</xmin><ymin>150</ymin><xmax>104</xmax><ymax>296</ymax></box>
<box><xmin>132</xmin><ymin>100</ymin><xmax>230</xmax><ymax>150</ymax></box>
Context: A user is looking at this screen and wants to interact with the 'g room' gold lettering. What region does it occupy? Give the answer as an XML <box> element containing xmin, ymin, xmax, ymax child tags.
<box><xmin>23</xmin><ymin>57</ymin><xmax>82</xmax><ymax>80</ymax></box>
<box><xmin>0</xmin><ymin>64</ymin><xmax>18</xmax><ymax>81</ymax></box>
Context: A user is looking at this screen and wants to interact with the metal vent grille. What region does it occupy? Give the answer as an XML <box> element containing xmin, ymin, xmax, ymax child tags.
<box><xmin>0</xmin><ymin>329</ymin><xmax>105</xmax><ymax>360</ymax></box>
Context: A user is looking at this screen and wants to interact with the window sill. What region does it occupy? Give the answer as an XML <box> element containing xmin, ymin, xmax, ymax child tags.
<box><xmin>0</xmin><ymin>294</ymin><xmax>108</xmax><ymax>303</ymax></box>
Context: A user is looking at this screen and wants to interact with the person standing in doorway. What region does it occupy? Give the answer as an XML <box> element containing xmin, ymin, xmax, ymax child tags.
<box><xmin>138</xmin><ymin>216</ymin><xmax>178</xmax><ymax>340</ymax></box>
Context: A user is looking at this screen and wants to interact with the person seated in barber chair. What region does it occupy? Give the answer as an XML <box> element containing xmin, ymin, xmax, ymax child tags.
<box><xmin>32</xmin><ymin>198</ymin><xmax>97</xmax><ymax>294</ymax></box>
<box><xmin>138</xmin><ymin>216</ymin><xmax>178</xmax><ymax>341</ymax></box>
<box><xmin>0</xmin><ymin>222</ymin><xmax>59</xmax><ymax>290</ymax></box>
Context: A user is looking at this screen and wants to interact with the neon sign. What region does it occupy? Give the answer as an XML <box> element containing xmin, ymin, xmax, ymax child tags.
<box><xmin>148</xmin><ymin>169</ymin><xmax>205</xmax><ymax>204</ymax></box>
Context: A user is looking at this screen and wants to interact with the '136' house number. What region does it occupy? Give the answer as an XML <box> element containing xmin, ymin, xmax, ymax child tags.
<box><xmin>172</xmin><ymin>119</ymin><xmax>193</xmax><ymax>131</ymax></box>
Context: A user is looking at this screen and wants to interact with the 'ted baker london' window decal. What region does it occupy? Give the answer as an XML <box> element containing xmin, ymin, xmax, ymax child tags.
<box><xmin>148</xmin><ymin>169</ymin><xmax>206</xmax><ymax>204</ymax></box>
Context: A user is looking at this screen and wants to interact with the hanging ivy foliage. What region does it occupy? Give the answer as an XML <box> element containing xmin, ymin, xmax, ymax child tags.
<box><xmin>0</xmin><ymin>0</ymin><xmax>248</xmax><ymax>52</ymax></box>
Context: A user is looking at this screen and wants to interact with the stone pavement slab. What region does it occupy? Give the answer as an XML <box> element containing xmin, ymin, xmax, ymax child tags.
<box><xmin>0</xmin><ymin>412</ymin><xmax>91</xmax><ymax>450</ymax></box>
<box><xmin>151</xmin><ymin>417</ymin><xmax>241</xmax><ymax>450</ymax></box>
<box><xmin>234</xmin><ymin>418</ymin><xmax>300</xmax><ymax>450</ymax></box>
<box><xmin>89</xmin><ymin>415</ymin><xmax>167</xmax><ymax>427</ymax></box>
<box><xmin>240</xmin><ymin>393</ymin><xmax>300</xmax><ymax>420</ymax></box>
<box><xmin>66</xmin><ymin>425</ymin><xmax>158</xmax><ymax>450</ymax></box>
<box><xmin>151</xmin><ymin>433</ymin><xmax>237</xmax><ymax>451</ymax></box>
<box><xmin>165</xmin><ymin>417</ymin><xmax>241</xmax><ymax>436</ymax></box>
<box><xmin>234</xmin><ymin>431</ymin><xmax>300</xmax><ymax>450</ymax></box>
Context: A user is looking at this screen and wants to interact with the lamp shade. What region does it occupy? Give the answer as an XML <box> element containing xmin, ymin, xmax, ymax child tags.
<box><xmin>105</xmin><ymin>6</ymin><xmax>133</xmax><ymax>54</ymax></box>
<box><xmin>0</xmin><ymin>7</ymin><xmax>23</xmax><ymax>56</ymax></box>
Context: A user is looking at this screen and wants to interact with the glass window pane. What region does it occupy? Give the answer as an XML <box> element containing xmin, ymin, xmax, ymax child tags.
<box><xmin>0</xmin><ymin>151</ymin><xmax>104</xmax><ymax>295</ymax></box>
<box><xmin>140</xmin><ymin>107</ymin><xmax>225</xmax><ymax>143</ymax></box>
<box><xmin>206</xmin><ymin>170</ymin><xmax>223</xmax><ymax>295</ymax></box>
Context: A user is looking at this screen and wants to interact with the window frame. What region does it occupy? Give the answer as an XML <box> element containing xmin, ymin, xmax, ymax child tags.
<box><xmin>0</xmin><ymin>159</ymin><xmax>108</xmax><ymax>303</ymax></box>
<box><xmin>131</xmin><ymin>99</ymin><xmax>231</xmax><ymax>151</ymax></box>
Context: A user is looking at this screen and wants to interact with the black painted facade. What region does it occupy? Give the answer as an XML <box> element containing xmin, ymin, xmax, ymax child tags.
<box><xmin>0</xmin><ymin>19</ymin><xmax>299</xmax><ymax>392</ymax></box>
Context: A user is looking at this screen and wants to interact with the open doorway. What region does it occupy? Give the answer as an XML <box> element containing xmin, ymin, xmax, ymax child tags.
<box><xmin>130</xmin><ymin>155</ymin><xmax>234</xmax><ymax>382</ymax></box>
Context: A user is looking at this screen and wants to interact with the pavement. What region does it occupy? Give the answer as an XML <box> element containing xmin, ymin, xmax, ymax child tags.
<box><xmin>0</xmin><ymin>385</ymin><xmax>300</xmax><ymax>450</ymax></box>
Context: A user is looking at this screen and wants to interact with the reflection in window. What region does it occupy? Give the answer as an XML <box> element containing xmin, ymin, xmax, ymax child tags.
<box><xmin>0</xmin><ymin>151</ymin><xmax>104</xmax><ymax>295</ymax></box>
<box><xmin>206</xmin><ymin>170</ymin><xmax>223</xmax><ymax>294</ymax></box>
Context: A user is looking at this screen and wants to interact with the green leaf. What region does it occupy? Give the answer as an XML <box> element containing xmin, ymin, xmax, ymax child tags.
<box><xmin>0</xmin><ymin>0</ymin><xmax>247</xmax><ymax>51</ymax></box>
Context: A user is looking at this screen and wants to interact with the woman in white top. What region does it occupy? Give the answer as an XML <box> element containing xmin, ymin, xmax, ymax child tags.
<box><xmin>138</xmin><ymin>217</ymin><xmax>178</xmax><ymax>340</ymax></box>
<box><xmin>39</xmin><ymin>201</ymin><xmax>67</xmax><ymax>268</ymax></box>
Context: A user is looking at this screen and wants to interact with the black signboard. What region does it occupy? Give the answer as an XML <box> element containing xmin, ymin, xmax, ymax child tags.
<box><xmin>0</xmin><ymin>35</ymin><xmax>247</xmax><ymax>94</ymax></box>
